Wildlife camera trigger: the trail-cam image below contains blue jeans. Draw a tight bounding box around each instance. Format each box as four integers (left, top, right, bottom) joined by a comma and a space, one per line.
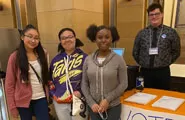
17, 97, 49, 120
88, 104, 121, 120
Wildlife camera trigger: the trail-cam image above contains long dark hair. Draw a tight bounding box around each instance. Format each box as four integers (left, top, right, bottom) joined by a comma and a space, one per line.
86, 24, 120, 42
58, 28, 84, 53
16, 24, 49, 85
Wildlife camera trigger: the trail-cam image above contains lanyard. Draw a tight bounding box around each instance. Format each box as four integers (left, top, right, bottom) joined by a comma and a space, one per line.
98, 111, 108, 120
149, 25, 163, 48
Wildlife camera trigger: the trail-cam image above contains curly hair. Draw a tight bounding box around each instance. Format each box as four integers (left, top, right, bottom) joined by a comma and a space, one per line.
86, 24, 120, 43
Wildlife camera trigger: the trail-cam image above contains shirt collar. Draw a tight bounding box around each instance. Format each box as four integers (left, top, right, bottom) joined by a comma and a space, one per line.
149, 24, 163, 30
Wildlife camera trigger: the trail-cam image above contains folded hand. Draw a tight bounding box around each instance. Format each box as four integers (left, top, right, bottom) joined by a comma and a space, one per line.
99, 99, 109, 112
91, 104, 100, 113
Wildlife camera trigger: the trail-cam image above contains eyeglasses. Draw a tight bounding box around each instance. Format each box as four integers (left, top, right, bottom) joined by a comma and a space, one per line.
24, 34, 40, 41
60, 35, 74, 40
148, 12, 161, 17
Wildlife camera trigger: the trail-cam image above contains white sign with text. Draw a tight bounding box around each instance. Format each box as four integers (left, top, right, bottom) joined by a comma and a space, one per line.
121, 104, 185, 120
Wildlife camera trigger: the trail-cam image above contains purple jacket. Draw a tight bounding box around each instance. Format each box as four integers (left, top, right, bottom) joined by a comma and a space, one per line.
49, 48, 87, 103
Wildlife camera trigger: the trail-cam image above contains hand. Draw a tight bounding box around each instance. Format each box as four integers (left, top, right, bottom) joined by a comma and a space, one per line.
12, 116, 19, 120
99, 99, 109, 112
98, 106, 105, 113
11, 109, 19, 120
91, 104, 100, 113
73, 91, 81, 98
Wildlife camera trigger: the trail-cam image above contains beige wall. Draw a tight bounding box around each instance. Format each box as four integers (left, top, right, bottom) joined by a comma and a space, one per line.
163, 0, 174, 27
163, 0, 185, 64
0, 0, 14, 28
36, 0, 103, 61
0, 0, 145, 65
173, 0, 185, 64
177, 28, 185, 64
117, 0, 145, 65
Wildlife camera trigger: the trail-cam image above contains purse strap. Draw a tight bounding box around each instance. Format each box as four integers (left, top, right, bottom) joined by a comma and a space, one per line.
29, 62, 47, 94
29, 62, 42, 83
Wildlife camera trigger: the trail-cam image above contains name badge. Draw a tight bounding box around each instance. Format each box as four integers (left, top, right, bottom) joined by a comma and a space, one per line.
149, 48, 158, 55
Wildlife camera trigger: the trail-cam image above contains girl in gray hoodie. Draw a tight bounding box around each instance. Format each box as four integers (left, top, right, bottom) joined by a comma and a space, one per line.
81, 24, 128, 120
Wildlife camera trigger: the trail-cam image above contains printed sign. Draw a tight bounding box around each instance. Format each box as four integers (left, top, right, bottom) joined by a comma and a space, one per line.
121, 104, 185, 120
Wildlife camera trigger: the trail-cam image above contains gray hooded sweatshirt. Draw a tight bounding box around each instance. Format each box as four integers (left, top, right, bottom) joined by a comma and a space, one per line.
81, 50, 128, 108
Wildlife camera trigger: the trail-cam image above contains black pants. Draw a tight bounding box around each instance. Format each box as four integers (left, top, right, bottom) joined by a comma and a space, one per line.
141, 66, 171, 90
